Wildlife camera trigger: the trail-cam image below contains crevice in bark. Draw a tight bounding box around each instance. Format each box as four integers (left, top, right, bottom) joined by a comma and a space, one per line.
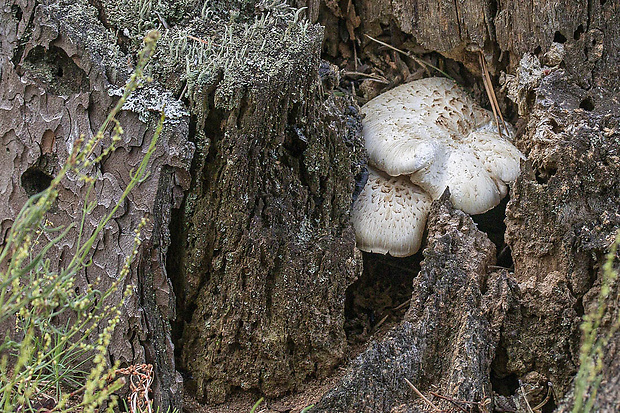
490, 368, 519, 397
20, 157, 55, 197
573, 24, 585, 40
472, 195, 513, 268
484, 0, 498, 43
11, 4, 22, 22
167, 204, 186, 358
534, 164, 558, 185
573, 295, 585, 318
21, 168, 52, 197
284, 103, 308, 159
87, 0, 110, 29
453, 0, 462, 41
553, 31, 568, 44
19, 45, 89, 95
167, 104, 226, 363
579, 96, 595, 111
344, 252, 420, 345
10, 3, 35, 67
586, 0, 593, 30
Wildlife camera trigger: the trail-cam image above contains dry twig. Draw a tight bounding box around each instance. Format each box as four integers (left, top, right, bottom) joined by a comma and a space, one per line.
518, 380, 535, 413
344, 71, 390, 84
532, 383, 553, 411
394, 299, 410, 311
364, 34, 453, 81
478, 52, 508, 137
428, 391, 470, 413
373, 313, 390, 330
404, 378, 441, 412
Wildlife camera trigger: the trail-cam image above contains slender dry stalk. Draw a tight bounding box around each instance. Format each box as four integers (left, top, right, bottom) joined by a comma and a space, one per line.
364, 34, 454, 81
404, 378, 441, 412
478, 52, 508, 137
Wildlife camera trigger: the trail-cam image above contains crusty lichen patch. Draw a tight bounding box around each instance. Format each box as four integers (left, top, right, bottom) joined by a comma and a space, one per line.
97, 0, 323, 151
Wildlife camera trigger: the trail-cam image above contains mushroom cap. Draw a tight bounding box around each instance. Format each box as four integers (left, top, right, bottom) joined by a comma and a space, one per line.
351, 166, 432, 257
361, 77, 525, 215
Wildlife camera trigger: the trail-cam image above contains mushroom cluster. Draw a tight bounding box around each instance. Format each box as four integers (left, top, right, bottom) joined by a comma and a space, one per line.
352, 77, 525, 257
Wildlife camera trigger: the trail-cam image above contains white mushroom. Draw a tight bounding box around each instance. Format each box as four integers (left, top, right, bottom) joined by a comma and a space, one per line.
361, 77, 525, 215
352, 166, 432, 257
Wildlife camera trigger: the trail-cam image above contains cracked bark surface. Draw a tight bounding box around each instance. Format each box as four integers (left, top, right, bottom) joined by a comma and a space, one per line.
1, 0, 367, 408
313, 193, 513, 412
0, 0, 194, 409
172, 48, 366, 403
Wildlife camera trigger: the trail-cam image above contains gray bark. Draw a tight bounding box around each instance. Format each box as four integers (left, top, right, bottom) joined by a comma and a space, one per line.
314, 192, 512, 412
303, 0, 620, 411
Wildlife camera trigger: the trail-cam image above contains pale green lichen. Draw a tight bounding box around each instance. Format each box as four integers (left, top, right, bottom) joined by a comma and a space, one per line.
46, 0, 128, 82
108, 85, 189, 124
146, 0, 319, 133
100, 0, 201, 43
63, 0, 319, 126
42, 0, 194, 126
44, 0, 317, 126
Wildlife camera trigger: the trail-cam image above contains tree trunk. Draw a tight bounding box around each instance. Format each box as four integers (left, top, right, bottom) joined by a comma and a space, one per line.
314, 192, 512, 412
2, 0, 619, 411
307, 0, 620, 411
1, 0, 366, 408
0, 0, 194, 408
169, 26, 365, 404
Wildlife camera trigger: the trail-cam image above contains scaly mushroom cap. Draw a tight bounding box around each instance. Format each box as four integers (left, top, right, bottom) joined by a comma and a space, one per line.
361, 77, 525, 215
351, 166, 432, 257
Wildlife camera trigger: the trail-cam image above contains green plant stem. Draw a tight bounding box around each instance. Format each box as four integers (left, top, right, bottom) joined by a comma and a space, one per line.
572, 231, 620, 413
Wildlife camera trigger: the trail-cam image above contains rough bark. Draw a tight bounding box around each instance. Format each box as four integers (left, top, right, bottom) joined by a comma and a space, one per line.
3, 0, 620, 410
2, 0, 367, 408
304, 0, 620, 410
498, 65, 620, 401
0, 0, 194, 408
313, 193, 513, 412
307, 0, 607, 78
500, 2, 620, 408
171, 32, 366, 403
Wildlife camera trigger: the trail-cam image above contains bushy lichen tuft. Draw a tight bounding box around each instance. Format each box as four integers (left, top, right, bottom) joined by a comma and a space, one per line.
148, 0, 320, 132
61, 0, 319, 131
100, 0, 201, 43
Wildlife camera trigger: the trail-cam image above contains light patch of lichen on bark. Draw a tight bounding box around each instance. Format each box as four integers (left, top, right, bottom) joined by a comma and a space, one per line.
151, 1, 320, 111
96, 0, 323, 164
139, 1, 324, 226
100, 0, 200, 42
46, 0, 126, 77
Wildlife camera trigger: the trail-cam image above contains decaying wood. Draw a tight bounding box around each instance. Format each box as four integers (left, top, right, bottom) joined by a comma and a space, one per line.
312, 193, 511, 411
2, 0, 368, 407
172, 35, 366, 403
304, 0, 619, 410
2, 0, 619, 410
